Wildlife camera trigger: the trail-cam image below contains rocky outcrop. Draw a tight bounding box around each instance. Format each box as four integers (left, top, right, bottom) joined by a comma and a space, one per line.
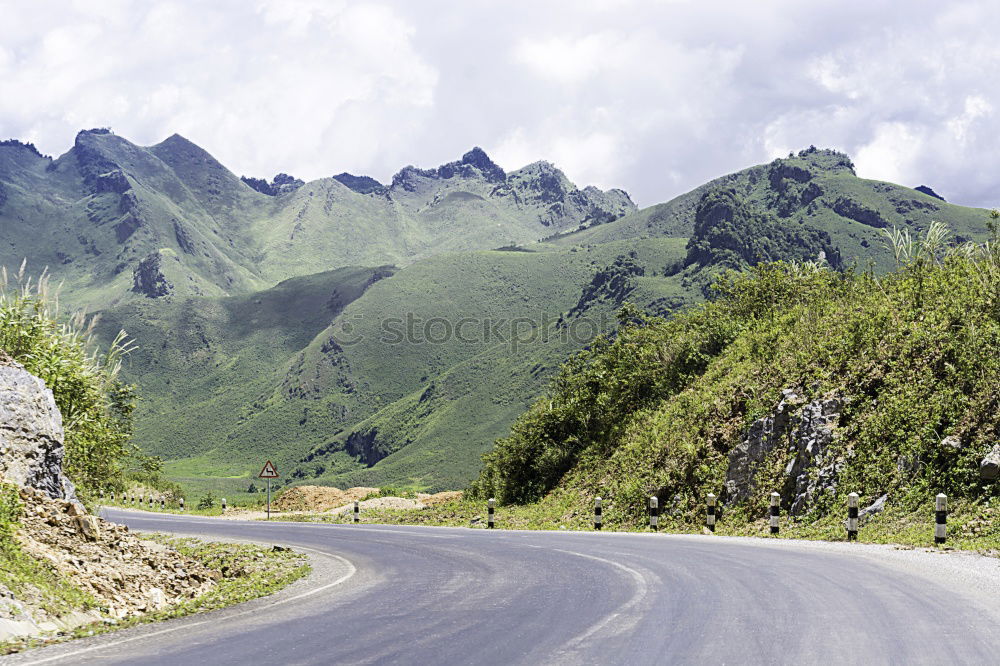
0, 486, 219, 642
132, 251, 173, 298
390, 147, 508, 191
271, 173, 304, 195
118, 190, 139, 214
831, 197, 888, 228
333, 172, 385, 195
766, 163, 824, 217
94, 169, 130, 195
173, 220, 196, 254
113, 211, 143, 243
980, 444, 1000, 480
344, 428, 382, 467
0, 355, 76, 500
915, 185, 946, 201
0, 356, 220, 644
567, 252, 644, 317
725, 388, 843, 514
504, 161, 636, 227
240, 173, 305, 196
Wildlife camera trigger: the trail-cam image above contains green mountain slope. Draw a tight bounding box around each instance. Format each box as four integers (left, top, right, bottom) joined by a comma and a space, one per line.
3, 136, 995, 499
547, 148, 990, 273
101, 238, 688, 494
472, 225, 1000, 538
0, 132, 635, 308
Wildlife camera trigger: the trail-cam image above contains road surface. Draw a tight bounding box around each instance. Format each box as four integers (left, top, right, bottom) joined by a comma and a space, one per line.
6, 509, 1000, 665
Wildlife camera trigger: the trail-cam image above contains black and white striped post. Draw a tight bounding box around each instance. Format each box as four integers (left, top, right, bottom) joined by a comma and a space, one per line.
221, 497, 227, 512
649, 496, 659, 531
935, 493, 947, 545
769, 492, 780, 535
488, 498, 495, 529
148, 497, 153, 510
706, 493, 717, 532
353, 501, 360, 523
111, 491, 115, 503
847, 492, 859, 541
179, 497, 185, 512
594, 497, 603, 530
160, 498, 165, 511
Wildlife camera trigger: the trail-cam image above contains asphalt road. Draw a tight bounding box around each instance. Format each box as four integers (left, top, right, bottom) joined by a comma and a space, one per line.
7, 509, 1000, 665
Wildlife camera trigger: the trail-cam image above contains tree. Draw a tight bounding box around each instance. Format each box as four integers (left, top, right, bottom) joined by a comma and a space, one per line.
197, 492, 216, 510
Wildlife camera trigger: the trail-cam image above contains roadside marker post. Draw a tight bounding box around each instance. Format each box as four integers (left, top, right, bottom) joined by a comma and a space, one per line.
258, 460, 280, 520
770, 492, 780, 535
935, 494, 948, 545
179, 497, 185, 512
488, 498, 495, 529
707, 493, 717, 532
649, 496, 658, 531
160, 498, 165, 511
354, 501, 360, 523
594, 497, 603, 530
221, 498, 227, 512
847, 493, 859, 541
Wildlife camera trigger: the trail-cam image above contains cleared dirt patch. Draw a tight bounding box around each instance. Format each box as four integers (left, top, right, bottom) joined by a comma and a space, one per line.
272, 486, 378, 513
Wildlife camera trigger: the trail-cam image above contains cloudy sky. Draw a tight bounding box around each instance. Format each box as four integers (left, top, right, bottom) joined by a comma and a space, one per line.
2, 0, 1000, 208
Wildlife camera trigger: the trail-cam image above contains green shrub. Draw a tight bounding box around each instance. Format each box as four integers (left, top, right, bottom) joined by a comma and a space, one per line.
0, 483, 22, 536
197, 492, 217, 510
0, 266, 154, 496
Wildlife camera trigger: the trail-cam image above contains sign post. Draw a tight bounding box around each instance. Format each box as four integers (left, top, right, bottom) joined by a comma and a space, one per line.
258, 460, 280, 520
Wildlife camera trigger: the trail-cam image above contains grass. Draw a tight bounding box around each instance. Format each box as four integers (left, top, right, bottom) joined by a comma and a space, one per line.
101, 237, 690, 497
0, 534, 310, 656
0, 484, 97, 618
277, 494, 1000, 556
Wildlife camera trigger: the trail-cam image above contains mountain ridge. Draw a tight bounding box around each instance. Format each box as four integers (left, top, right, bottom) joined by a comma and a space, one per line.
1, 135, 994, 498
0, 130, 637, 307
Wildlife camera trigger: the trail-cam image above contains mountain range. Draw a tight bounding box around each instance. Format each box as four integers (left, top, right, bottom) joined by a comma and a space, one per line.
0, 131, 992, 498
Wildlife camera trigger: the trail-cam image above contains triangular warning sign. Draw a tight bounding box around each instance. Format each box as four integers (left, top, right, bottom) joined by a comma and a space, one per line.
258, 460, 280, 479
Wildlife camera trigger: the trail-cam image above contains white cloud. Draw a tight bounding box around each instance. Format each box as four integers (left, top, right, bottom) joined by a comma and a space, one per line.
854, 122, 925, 186
3, 1, 1000, 208
514, 32, 625, 85
0, 1, 437, 181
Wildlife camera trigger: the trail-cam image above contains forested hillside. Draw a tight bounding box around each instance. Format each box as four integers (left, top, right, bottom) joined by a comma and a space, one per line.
472, 220, 1000, 533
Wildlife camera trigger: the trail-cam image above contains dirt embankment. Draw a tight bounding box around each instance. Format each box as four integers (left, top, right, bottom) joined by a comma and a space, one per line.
1, 486, 219, 642
272, 486, 379, 512
220, 486, 464, 520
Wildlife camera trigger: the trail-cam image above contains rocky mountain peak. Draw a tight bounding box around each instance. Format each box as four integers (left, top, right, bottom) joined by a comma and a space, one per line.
240, 172, 305, 196
458, 147, 505, 182
333, 172, 385, 194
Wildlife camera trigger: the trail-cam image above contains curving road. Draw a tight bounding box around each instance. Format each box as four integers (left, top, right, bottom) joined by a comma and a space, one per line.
6, 509, 1000, 665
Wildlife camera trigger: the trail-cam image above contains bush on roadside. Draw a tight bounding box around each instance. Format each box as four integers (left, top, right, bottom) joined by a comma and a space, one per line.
0, 265, 158, 497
